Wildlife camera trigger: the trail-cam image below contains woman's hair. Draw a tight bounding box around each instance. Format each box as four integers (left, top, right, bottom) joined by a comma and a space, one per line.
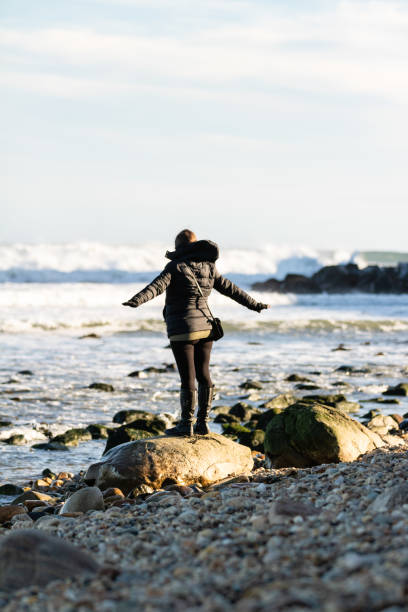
175, 229, 197, 249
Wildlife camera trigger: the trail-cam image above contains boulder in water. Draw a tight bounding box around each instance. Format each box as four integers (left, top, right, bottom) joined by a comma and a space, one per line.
85, 433, 253, 494
229, 402, 259, 421
0, 484, 24, 496
87, 424, 110, 439
89, 382, 115, 392
383, 383, 408, 397
286, 374, 312, 383
264, 401, 385, 468
239, 380, 263, 390
50, 428, 92, 447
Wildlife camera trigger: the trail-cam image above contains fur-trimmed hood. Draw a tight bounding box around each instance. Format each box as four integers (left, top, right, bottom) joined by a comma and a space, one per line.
165, 240, 219, 263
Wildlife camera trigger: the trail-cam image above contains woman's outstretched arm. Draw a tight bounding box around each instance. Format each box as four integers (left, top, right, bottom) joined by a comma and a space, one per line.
123, 268, 171, 308
213, 270, 269, 312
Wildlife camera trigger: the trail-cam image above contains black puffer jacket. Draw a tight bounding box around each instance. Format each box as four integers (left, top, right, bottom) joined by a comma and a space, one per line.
126, 240, 264, 337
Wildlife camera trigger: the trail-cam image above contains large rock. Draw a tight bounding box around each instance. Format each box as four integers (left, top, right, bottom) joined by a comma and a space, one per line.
85, 433, 253, 494
0, 530, 99, 591
264, 402, 385, 468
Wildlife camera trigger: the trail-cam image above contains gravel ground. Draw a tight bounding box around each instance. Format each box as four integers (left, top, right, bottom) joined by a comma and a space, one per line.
2, 442, 408, 611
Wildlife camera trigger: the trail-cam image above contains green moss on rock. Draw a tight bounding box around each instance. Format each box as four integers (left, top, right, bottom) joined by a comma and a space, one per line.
264, 401, 384, 468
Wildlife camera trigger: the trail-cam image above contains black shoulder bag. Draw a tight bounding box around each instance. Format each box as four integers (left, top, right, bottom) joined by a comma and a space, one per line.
185, 265, 224, 341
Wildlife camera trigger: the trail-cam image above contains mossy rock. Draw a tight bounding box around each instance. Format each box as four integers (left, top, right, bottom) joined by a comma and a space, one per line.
264, 401, 385, 468
113, 409, 152, 424
373, 397, 400, 405
103, 427, 155, 454
303, 394, 360, 413
237, 429, 265, 452
221, 423, 251, 437
51, 428, 92, 447
250, 407, 286, 431
229, 402, 259, 421
32, 441, 69, 451
125, 416, 167, 435
304, 394, 347, 405
211, 405, 231, 416
259, 394, 297, 410
89, 382, 115, 392
213, 413, 240, 425
86, 424, 110, 439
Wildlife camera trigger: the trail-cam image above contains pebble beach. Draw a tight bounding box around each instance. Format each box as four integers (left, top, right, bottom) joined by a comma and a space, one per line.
2, 443, 408, 611
2, 245, 408, 610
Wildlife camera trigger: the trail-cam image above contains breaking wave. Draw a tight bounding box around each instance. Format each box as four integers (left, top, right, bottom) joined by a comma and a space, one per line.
0, 241, 355, 283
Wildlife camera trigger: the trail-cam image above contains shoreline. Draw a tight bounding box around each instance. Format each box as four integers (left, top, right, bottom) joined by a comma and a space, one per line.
1, 443, 408, 610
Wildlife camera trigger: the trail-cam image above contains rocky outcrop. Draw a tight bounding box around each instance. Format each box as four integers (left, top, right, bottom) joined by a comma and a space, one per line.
252, 262, 408, 294
85, 433, 253, 494
0, 530, 99, 591
264, 401, 385, 468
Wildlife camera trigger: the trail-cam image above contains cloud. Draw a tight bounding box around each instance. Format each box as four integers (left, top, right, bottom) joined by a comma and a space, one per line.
1, 1, 408, 102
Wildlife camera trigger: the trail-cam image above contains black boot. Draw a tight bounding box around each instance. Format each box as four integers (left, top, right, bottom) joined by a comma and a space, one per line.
165, 388, 196, 436
194, 385, 214, 435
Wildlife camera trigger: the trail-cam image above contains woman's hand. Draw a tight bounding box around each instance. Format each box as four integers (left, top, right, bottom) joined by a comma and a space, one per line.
122, 300, 138, 307
256, 303, 270, 312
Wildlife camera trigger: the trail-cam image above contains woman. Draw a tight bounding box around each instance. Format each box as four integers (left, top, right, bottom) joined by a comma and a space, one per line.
123, 229, 269, 437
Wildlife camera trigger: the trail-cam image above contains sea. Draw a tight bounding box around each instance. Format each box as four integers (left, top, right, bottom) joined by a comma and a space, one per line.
1, 242, 408, 488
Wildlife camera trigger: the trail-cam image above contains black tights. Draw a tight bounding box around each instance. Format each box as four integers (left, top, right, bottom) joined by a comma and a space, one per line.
170, 339, 213, 390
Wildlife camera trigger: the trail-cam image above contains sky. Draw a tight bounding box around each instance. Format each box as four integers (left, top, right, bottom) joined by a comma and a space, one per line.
1, 0, 408, 250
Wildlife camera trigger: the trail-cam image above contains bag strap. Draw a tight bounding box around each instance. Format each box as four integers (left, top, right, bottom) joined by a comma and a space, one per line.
183, 264, 217, 322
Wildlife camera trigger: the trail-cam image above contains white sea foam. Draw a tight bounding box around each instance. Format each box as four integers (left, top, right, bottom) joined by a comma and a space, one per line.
0, 241, 354, 283
1, 283, 408, 334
